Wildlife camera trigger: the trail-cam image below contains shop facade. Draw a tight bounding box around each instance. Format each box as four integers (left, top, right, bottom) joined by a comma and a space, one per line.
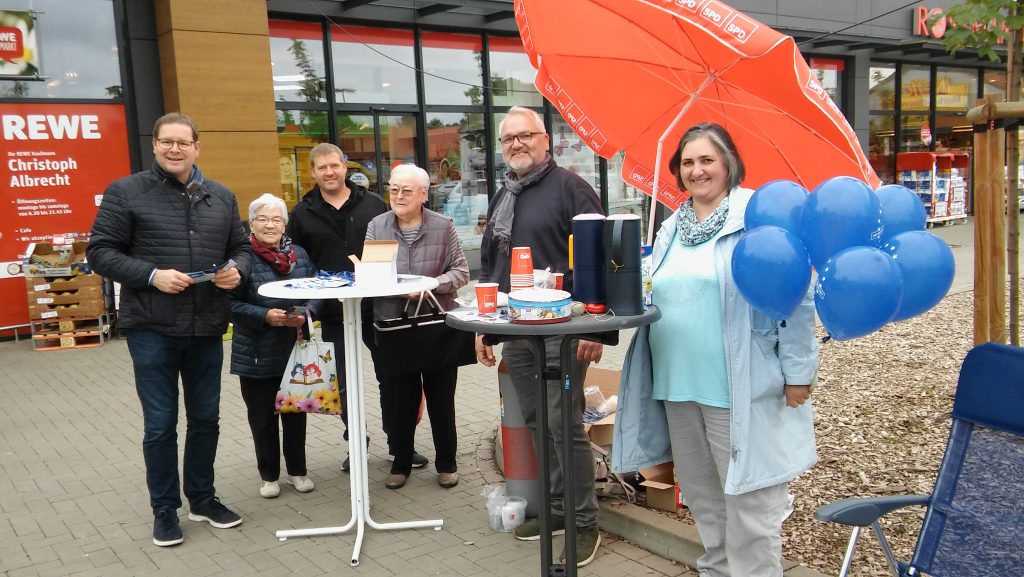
0, 0, 1015, 331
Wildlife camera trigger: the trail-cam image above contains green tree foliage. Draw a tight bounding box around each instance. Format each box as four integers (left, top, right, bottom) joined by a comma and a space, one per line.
931, 0, 1024, 61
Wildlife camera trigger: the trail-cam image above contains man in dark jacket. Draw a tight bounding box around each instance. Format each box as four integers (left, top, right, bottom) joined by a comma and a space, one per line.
475, 107, 604, 567
87, 113, 250, 548
288, 143, 426, 471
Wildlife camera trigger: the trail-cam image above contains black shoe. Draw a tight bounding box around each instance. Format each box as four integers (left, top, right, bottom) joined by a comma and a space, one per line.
188, 497, 242, 529
387, 452, 429, 468
341, 454, 350, 472
152, 510, 183, 547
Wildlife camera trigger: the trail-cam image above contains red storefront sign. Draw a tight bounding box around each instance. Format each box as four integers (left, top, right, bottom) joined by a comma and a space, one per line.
0, 103, 131, 331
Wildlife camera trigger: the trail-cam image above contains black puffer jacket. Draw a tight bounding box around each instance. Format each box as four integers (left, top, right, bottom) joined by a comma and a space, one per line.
229, 242, 316, 378
87, 163, 250, 336
287, 181, 386, 322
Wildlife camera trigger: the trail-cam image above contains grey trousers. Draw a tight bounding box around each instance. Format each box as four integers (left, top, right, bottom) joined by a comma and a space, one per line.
501, 337, 599, 527
664, 401, 789, 577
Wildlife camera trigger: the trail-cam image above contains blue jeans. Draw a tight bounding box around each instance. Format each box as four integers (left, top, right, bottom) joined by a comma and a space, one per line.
125, 329, 223, 513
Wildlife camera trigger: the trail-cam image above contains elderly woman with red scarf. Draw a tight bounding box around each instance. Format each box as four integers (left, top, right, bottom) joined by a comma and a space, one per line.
229, 193, 318, 499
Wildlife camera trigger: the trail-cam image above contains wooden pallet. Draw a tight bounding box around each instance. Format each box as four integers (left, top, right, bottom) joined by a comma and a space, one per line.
30, 314, 111, 351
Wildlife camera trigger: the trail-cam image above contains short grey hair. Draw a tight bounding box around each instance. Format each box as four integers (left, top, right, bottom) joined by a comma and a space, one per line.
248, 193, 289, 223
499, 106, 546, 134
389, 163, 430, 189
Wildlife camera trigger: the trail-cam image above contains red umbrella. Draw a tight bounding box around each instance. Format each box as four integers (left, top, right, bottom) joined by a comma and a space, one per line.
514, 0, 879, 242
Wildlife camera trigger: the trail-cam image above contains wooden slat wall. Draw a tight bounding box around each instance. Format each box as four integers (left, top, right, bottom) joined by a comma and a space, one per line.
154, 0, 280, 210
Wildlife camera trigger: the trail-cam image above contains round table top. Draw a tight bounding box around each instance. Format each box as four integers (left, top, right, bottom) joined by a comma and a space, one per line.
257, 275, 439, 300
445, 306, 660, 336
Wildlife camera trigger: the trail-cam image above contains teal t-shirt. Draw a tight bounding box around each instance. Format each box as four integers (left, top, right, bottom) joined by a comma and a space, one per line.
649, 234, 730, 407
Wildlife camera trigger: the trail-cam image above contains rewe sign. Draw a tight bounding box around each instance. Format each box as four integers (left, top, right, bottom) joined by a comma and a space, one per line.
0, 26, 23, 59
913, 5, 1011, 43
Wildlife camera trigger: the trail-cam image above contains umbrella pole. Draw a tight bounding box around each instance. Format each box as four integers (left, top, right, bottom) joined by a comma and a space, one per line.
648, 105, 693, 245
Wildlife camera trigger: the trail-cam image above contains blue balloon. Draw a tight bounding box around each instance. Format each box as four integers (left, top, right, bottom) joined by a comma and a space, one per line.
745, 180, 809, 235
876, 184, 927, 241
882, 231, 955, 321
732, 226, 812, 320
814, 246, 903, 340
800, 176, 883, 271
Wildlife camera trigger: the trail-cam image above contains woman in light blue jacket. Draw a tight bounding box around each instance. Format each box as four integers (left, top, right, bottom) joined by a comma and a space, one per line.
613, 123, 818, 577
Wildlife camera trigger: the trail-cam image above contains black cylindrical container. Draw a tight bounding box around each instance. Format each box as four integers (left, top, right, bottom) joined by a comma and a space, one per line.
571, 214, 606, 305
603, 214, 644, 316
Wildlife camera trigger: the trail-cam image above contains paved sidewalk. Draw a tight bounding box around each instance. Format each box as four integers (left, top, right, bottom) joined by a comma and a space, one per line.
0, 333, 699, 577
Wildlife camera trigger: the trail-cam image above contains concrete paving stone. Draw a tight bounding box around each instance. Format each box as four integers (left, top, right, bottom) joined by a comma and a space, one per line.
9, 514, 41, 537
6, 560, 61, 577
0, 544, 32, 572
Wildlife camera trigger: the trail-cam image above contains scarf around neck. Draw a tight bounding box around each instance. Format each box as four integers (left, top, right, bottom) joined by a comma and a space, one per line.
676, 195, 730, 246
491, 153, 557, 256
251, 233, 297, 275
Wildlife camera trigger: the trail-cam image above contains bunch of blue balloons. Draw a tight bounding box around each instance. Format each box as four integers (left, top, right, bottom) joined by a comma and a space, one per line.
731, 177, 955, 340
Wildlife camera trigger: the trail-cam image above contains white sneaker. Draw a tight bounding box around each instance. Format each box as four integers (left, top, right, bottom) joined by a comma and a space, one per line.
287, 476, 315, 493
259, 480, 280, 498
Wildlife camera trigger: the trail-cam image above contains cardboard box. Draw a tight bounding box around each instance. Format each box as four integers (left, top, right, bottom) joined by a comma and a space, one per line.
353, 240, 398, 286
583, 367, 620, 446
640, 462, 680, 513
23, 241, 90, 277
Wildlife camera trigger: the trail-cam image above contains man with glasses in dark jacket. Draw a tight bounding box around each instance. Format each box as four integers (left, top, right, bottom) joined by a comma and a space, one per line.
88, 112, 250, 548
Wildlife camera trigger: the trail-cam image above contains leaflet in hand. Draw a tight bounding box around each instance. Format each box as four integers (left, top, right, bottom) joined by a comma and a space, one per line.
187, 259, 237, 283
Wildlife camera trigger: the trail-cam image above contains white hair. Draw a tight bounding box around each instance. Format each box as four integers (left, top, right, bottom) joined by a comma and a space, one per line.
499, 106, 546, 134
389, 163, 430, 189
248, 193, 288, 222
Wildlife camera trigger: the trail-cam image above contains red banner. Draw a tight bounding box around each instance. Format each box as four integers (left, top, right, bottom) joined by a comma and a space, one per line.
0, 102, 131, 330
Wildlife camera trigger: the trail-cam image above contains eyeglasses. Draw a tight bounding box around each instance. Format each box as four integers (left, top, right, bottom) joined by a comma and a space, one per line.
498, 132, 545, 146
252, 216, 285, 226
155, 139, 195, 151
388, 186, 422, 198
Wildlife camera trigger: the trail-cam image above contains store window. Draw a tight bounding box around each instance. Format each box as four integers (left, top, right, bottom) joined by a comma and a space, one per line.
935, 67, 976, 113
425, 112, 486, 217
869, 65, 897, 111
276, 110, 329, 205
330, 26, 416, 105
607, 152, 651, 234
901, 64, 931, 112
488, 36, 543, 108
422, 32, 484, 106
550, 114, 600, 192
900, 114, 931, 152
808, 57, 844, 106
269, 21, 327, 104
0, 0, 121, 99
868, 115, 896, 184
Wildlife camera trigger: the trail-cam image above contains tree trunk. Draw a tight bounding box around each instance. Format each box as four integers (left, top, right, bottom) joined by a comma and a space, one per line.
1007, 23, 1021, 345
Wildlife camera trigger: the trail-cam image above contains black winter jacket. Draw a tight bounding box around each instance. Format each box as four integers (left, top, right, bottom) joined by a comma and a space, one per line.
287, 181, 386, 322
87, 163, 250, 336
229, 243, 316, 378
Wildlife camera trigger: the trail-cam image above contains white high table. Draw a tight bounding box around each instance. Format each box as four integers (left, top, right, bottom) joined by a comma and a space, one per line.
259, 275, 442, 566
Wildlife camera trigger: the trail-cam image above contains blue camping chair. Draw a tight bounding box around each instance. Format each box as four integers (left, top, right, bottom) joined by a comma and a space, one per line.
815, 342, 1024, 577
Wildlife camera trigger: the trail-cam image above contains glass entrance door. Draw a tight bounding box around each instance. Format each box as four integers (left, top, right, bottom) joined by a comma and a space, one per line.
336, 113, 419, 202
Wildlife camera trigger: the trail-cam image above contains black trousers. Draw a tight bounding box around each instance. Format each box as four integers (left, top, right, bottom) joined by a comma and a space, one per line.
383, 366, 459, 475
239, 375, 307, 481
321, 318, 394, 447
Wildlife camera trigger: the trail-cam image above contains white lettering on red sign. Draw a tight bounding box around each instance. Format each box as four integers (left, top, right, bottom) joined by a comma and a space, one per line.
1, 115, 102, 141
676, 0, 700, 12
701, 0, 733, 27
723, 13, 759, 43
0, 26, 23, 58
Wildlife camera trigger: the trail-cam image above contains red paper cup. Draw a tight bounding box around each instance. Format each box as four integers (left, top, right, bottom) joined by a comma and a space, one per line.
551, 272, 564, 290
476, 283, 499, 316
511, 246, 533, 276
